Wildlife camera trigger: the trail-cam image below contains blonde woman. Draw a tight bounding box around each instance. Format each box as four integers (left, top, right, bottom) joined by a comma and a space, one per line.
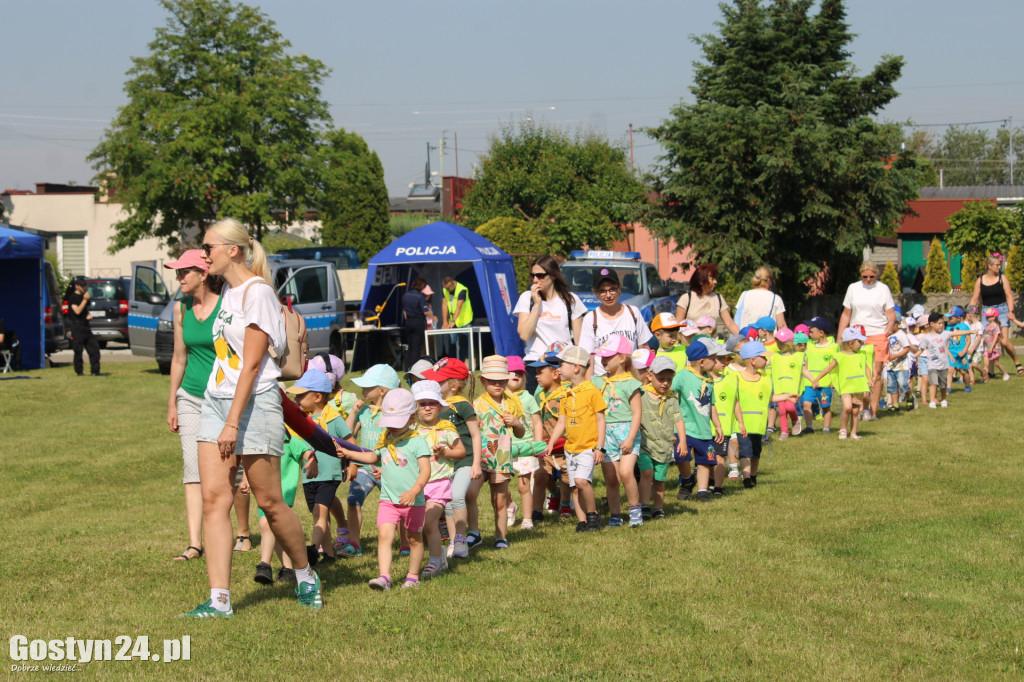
968, 255, 1021, 375
734, 266, 787, 329
182, 219, 321, 617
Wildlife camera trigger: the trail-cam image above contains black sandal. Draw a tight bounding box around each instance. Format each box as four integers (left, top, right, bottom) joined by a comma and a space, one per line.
1016, 363, 1023, 376
233, 535, 251, 552
173, 546, 204, 561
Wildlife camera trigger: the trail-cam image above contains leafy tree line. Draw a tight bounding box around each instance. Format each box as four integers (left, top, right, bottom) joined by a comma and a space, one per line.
904, 125, 1024, 187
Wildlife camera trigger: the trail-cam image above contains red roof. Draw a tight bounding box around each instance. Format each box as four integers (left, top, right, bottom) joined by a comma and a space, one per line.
897, 198, 995, 235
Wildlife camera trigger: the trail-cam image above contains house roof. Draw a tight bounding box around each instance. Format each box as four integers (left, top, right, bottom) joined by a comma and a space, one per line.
918, 185, 1024, 201
897, 198, 995, 235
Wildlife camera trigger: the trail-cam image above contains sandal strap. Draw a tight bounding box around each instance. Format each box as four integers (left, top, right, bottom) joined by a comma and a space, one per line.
235, 535, 250, 541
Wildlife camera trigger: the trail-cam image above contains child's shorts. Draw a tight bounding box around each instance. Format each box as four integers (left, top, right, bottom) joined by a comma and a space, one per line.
565, 449, 595, 487
800, 386, 832, 409
950, 355, 969, 370
686, 435, 717, 467
347, 468, 380, 507
712, 439, 730, 458
928, 369, 949, 389
303, 479, 342, 512
423, 478, 453, 506
970, 349, 984, 366
637, 453, 671, 482
672, 434, 692, 464
604, 421, 640, 462
377, 500, 426, 533
482, 468, 512, 485
737, 433, 763, 460
886, 369, 910, 396
197, 389, 284, 457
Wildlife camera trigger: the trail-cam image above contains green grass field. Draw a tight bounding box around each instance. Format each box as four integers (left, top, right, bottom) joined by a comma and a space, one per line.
3, 362, 1024, 680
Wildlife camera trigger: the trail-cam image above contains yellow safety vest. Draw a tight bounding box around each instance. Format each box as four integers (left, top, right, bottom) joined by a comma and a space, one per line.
443, 281, 473, 328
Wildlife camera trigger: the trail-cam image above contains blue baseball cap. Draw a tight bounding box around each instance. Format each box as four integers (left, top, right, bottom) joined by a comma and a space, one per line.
286, 368, 333, 395
948, 305, 965, 318
685, 341, 710, 361
753, 316, 777, 332
804, 316, 831, 333
528, 351, 563, 369
739, 325, 758, 340
739, 340, 767, 360
352, 363, 401, 389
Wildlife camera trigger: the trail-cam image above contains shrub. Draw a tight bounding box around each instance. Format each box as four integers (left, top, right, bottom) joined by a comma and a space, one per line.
922, 238, 951, 293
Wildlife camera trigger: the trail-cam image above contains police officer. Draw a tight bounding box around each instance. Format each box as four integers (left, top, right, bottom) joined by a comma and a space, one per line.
67, 276, 101, 376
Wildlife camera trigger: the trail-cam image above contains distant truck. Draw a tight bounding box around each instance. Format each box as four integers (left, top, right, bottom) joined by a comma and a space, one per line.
559, 251, 677, 322
128, 259, 347, 374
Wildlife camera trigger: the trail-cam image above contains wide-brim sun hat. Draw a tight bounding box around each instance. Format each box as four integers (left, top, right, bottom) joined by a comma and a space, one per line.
479, 355, 511, 380
411, 380, 449, 407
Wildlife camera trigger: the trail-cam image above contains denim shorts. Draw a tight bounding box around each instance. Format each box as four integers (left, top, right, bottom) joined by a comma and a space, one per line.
347, 468, 380, 507
886, 369, 910, 395
197, 388, 284, 457
994, 302, 1010, 328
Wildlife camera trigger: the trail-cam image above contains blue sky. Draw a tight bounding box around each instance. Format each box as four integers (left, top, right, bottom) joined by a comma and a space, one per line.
2, 0, 1022, 197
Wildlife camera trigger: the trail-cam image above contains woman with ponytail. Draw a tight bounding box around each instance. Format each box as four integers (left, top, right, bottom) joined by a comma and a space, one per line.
182, 219, 323, 617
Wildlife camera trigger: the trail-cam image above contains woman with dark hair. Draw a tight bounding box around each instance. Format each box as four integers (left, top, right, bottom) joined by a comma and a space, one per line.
675, 263, 738, 335
401, 276, 432, 370
513, 255, 587, 392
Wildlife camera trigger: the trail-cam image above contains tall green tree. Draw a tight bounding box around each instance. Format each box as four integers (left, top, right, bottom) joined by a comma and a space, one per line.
475, 217, 546, 293
880, 260, 901, 295
315, 128, 390, 267
89, 0, 332, 250
462, 117, 647, 253
944, 200, 1024, 258
922, 238, 951, 294
648, 0, 920, 297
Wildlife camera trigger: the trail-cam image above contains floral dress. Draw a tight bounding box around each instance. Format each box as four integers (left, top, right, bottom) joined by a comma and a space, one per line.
473, 394, 517, 476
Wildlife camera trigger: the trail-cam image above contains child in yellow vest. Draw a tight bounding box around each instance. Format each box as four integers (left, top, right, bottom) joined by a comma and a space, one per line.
736, 341, 798, 487
812, 328, 873, 440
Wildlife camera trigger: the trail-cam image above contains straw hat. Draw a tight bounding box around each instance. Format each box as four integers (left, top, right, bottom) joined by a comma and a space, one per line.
479, 355, 511, 380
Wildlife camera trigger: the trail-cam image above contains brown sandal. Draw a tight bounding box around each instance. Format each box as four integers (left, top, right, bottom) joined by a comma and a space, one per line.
173, 546, 204, 561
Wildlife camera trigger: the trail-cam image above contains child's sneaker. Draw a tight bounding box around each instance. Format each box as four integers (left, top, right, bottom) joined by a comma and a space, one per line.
727, 467, 740, 480
695, 490, 711, 503
803, 426, 815, 435
398, 546, 411, 557
964, 385, 973, 394
940, 399, 948, 408
368, 575, 391, 591
575, 521, 587, 533
651, 508, 667, 520
254, 562, 273, 585
791, 420, 802, 436
677, 475, 695, 500
296, 572, 323, 609
778, 432, 789, 441
929, 402, 937, 409
558, 506, 573, 519
506, 501, 517, 526
641, 505, 653, 520
532, 510, 544, 524
495, 538, 510, 549
520, 519, 534, 531
585, 512, 602, 531
742, 478, 754, 489
1004, 373, 1011, 381
337, 542, 362, 558
421, 562, 443, 580
276, 567, 296, 583
465, 533, 482, 550
546, 495, 560, 513
838, 429, 848, 440
822, 427, 831, 434
453, 541, 469, 558
628, 506, 643, 527
438, 517, 450, 542
607, 514, 623, 528
179, 599, 233, 618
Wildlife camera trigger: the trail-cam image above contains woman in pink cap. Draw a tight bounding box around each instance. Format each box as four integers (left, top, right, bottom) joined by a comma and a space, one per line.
165, 249, 226, 562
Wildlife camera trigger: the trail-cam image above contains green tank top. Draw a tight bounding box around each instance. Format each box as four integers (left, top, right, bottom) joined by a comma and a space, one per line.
181, 295, 222, 398
806, 342, 838, 387
736, 372, 772, 435
836, 350, 869, 395
771, 351, 805, 395
713, 368, 739, 437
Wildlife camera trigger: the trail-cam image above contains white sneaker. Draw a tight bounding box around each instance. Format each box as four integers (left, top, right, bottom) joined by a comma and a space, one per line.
940, 400, 948, 408
791, 420, 802, 436
727, 468, 740, 481
506, 502, 517, 526
1004, 374, 1011, 381
929, 402, 937, 409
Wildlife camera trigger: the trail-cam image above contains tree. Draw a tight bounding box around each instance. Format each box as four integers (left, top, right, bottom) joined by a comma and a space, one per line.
647, 0, 920, 297
959, 252, 983, 293
922, 238, 951, 293
880, 260, 901, 295
461, 117, 647, 253
315, 128, 390, 267
88, 0, 332, 250
944, 201, 1024, 259
1007, 245, 1024, 293
475, 217, 546, 293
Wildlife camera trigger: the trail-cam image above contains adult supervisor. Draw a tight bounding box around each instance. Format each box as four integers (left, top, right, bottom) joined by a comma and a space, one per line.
836, 260, 897, 420
441, 275, 473, 361
401, 277, 432, 370
513, 255, 587, 393
578, 267, 655, 375
734, 266, 787, 330
969, 254, 1022, 375
675, 262, 739, 335
165, 250, 223, 562
66, 276, 101, 376
183, 218, 322, 617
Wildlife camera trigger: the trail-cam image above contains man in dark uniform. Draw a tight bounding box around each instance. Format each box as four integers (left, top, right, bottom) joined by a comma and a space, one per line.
67, 276, 101, 376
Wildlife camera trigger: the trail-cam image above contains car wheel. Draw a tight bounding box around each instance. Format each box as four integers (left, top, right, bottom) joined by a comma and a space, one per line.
158, 361, 172, 375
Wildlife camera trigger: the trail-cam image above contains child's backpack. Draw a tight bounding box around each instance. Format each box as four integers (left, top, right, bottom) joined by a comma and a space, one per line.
241, 279, 309, 380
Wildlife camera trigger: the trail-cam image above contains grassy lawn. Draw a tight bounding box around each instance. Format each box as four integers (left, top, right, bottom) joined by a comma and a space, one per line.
3, 362, 1024, 679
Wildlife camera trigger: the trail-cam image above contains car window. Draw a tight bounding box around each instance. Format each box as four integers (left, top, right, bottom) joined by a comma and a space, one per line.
133, 267, 167, 302
87, 281, 128, 300
561, 265, 643, 296
281, 266, 329, 304
646, 267, 663, 289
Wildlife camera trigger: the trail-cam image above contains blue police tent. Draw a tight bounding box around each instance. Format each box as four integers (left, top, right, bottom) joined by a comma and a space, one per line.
0, 225, 45, 369
361, 222, 523, 356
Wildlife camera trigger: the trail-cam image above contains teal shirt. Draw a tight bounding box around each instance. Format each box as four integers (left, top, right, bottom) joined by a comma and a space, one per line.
302, 414, 352, 483
591, 375, 642, 424
180, 295, 222, 398
672, 366, 715, 441
379, 433, 432, 506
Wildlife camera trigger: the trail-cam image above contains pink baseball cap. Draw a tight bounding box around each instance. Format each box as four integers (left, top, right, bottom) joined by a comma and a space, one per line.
793, 323, 810, 334
380, 388, 418, 428
632, 348, 655, 369
984, 307, 999, 318
679, 320, 701, 336
307, 353, 345, 384
164, 249, 210, 272
595, 334, 632, 357
695, 315, 715, 328
774, 328, 794, 343
506, 356, 526, 373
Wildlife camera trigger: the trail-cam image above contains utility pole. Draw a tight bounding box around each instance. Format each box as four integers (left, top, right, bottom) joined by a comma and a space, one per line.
439, 131, 447, 182
1010, 116, 1015, 185
628, 123, 635, 169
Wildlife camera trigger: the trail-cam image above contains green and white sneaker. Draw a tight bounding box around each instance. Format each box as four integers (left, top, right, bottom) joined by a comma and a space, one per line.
296, 572, 323, 609
179, 599, 233, 618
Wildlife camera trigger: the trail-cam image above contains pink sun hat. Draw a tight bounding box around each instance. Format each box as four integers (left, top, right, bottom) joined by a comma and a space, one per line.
164, 249, 210, 271
695, 315, 716, 329
595, 334, 633, 357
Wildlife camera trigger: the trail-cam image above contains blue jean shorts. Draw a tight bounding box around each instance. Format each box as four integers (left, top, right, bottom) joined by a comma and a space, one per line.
886, 369, 910, 395
994, 302, 1010, 328
197, 388, 284, 457
604, 421, 640, 461
347, 468, 380, 507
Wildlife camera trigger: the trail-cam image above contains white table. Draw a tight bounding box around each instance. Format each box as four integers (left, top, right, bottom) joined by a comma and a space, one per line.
424, 326, 491, 372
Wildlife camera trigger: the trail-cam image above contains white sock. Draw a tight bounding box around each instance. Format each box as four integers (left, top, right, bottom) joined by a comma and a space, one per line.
294, 564, 315, 586
210, 589, 231, 612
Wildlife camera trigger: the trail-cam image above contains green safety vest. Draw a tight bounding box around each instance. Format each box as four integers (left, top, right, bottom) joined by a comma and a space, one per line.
443, 281, 473, 328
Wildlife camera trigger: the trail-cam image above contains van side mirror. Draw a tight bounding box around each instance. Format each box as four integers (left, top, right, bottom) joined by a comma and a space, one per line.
650, 285, 669, 297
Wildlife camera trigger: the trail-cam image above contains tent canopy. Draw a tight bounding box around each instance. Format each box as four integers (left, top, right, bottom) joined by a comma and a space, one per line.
0, 225, 45, 369
361, 222, 523, 357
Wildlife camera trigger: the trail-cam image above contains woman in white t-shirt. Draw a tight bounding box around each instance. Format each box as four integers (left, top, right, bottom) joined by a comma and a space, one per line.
182, 219, 321, 618
674, 262, 739, 335
513, 255, 587, 392
734, 266, 787, 329
578, 267, 655, 376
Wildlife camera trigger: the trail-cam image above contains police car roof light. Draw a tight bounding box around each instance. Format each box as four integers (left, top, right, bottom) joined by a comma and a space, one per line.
569, 250, 641, 261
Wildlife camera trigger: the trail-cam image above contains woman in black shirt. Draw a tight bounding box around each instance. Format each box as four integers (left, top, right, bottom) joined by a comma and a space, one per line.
969, 255, 1021, 374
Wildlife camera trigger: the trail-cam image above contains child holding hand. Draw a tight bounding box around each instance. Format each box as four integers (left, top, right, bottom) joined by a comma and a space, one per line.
813, 328, 872, 440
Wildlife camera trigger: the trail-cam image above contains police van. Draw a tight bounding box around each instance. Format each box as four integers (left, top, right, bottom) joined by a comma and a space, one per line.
559, 251, 676, 322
